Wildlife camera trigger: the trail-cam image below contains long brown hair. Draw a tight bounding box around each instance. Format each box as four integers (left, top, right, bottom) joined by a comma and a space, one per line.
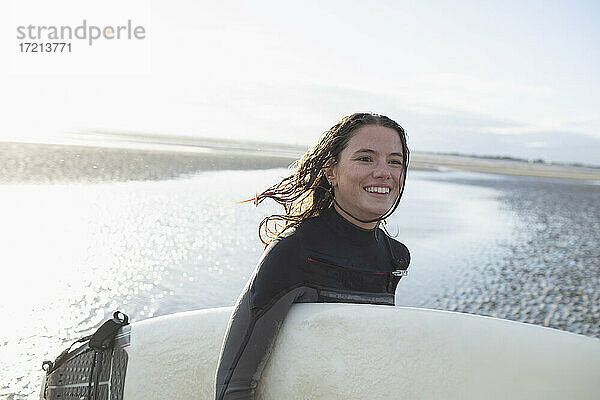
253, 113, 409, 245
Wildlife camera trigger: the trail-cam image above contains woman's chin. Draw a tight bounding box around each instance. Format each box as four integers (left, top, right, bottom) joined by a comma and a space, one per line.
335, 199, 393, 222
356, 208, 389, 221
362, 203, 394, 218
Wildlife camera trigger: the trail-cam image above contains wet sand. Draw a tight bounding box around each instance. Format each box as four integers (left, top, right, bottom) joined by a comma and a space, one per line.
2, 139, 599, 184
0, 141, 301, 184
412, 172, 600, 338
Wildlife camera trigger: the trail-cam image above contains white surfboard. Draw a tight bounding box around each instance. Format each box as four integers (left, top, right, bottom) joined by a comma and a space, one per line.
120, 304, 600, 399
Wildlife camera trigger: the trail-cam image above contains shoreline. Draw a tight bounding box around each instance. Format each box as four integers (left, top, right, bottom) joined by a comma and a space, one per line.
2, 140, 600, 184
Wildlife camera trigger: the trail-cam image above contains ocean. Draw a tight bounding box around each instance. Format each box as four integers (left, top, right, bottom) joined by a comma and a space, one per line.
1, 167, 598, 399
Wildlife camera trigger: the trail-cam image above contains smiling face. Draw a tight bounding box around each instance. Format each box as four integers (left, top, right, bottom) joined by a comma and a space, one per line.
325, 125, 405, 229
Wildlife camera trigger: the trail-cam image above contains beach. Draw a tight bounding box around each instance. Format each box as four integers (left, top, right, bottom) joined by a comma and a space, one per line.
1, 138, 599, 399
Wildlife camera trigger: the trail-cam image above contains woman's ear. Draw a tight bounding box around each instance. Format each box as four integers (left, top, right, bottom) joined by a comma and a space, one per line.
323, 166, 336, 186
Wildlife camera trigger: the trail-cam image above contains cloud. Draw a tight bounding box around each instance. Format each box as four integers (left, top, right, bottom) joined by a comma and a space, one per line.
405, 73, 553, 97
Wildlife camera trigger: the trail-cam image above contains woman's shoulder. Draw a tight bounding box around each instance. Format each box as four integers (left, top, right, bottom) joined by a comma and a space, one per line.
272, 214, 323, 243
258, 215, 323, 265
259, 225, 303, 263
251, 224, 311, 300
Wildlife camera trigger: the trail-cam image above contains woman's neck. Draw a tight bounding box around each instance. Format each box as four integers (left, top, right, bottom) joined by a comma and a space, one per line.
332, 203, 379, 230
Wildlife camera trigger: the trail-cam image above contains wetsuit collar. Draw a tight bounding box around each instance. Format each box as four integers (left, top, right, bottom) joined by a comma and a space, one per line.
322, 207, 380, 245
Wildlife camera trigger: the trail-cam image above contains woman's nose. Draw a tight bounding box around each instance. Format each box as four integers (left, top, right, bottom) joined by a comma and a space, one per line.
373, 160, 392, 179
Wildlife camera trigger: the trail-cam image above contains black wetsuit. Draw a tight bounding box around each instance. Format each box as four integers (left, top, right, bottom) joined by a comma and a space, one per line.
214, 207, 410, 400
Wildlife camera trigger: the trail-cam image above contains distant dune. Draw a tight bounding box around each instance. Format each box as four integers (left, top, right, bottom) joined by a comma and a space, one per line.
2, 133, 599, 184
409, 152, 600, 181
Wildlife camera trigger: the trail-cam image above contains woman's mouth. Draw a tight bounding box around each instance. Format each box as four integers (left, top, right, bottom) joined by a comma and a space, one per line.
363, 186, 391, 196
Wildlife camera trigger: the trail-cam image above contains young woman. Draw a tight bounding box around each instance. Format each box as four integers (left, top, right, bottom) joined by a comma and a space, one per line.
215, 113, 411, 400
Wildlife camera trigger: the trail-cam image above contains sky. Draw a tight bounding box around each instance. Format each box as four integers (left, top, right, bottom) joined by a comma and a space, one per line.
2, 0, 599, 165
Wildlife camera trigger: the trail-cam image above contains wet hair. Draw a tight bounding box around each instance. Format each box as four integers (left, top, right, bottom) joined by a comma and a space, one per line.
253, 112, 409, 245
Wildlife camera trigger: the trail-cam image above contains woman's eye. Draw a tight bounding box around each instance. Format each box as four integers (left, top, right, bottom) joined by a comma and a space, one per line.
357, 156, 372, 162
389, 159, 403, 166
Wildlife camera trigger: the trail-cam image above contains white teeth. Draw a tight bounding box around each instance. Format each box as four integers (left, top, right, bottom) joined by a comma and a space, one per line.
365, 187, 389, 194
